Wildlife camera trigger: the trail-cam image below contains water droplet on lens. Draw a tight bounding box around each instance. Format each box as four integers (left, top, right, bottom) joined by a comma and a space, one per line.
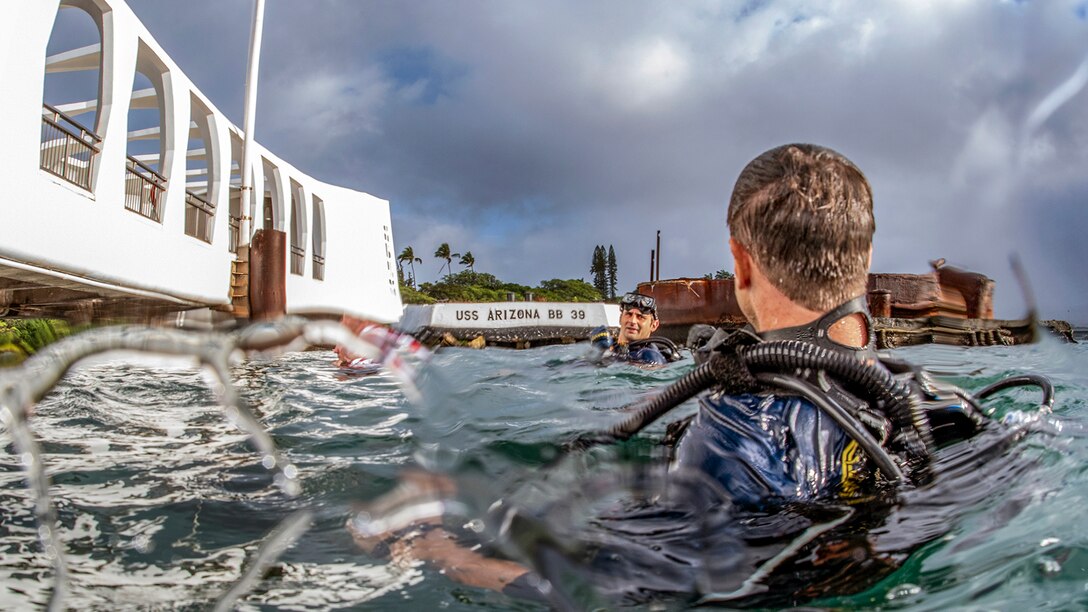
262, 455, 276, 469
133, 534, 154, 554
21, 452, 34, 466
885, 583, 922, 601
1038, 555, 1062, 576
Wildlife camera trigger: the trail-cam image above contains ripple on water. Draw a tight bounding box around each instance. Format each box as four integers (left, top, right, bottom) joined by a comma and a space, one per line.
1, 341, 1087, 609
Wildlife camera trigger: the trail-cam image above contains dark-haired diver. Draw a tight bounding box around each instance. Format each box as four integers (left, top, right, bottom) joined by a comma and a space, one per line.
349, 144, 1048, 607
588, 292, 683, 365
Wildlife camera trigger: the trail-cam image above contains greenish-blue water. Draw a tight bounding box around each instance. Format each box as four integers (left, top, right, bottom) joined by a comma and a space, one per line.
1, 333, 1087, 609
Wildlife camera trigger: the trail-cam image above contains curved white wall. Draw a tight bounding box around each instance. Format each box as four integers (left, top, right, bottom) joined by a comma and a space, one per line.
0, 0, 403, 322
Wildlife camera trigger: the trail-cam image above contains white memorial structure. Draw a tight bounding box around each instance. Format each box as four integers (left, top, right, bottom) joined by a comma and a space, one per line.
0, 0, 402, 323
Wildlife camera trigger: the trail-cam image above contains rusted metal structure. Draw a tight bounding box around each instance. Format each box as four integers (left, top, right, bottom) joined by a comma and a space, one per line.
248, 229, 286, 320
867, 262, 994, 320
635, 277, 745, 343
638, 263, 1069, 348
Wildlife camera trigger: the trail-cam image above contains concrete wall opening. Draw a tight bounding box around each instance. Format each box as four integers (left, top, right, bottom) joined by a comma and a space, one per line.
312, 196, 326, 281
184, 93, 216, 242
289, 179, 307, 276
41, 1, 108, 191
124, 41, 170, 222
228, 131, 244, 252
261, 158, 283, 232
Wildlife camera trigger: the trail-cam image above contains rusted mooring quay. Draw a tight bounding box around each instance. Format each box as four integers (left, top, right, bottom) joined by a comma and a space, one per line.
638, 263, 1075, 349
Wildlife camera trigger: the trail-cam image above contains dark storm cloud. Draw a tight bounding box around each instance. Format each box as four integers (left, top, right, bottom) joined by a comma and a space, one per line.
127, 0, 1088, 322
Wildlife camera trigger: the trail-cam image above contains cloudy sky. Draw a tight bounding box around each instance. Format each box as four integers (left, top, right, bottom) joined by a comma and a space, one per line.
118, 0, 1087, 323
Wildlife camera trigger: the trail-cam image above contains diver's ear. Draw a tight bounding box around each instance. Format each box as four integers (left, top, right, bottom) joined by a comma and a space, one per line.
730, 238, 752, 289
650, 318, 660, 333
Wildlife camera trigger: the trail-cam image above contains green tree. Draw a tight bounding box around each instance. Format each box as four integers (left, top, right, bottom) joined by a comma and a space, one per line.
607, 245, 618, 299
398, 246, 423, 288
704, 269, 735, 280
590, 245, 607, 298
443, 270, 501, 288
537, 278, 602, 302
434, 243, 460, 279
408, 270, 609, 304
399, 282, 436, 304
459, 251, 476, 274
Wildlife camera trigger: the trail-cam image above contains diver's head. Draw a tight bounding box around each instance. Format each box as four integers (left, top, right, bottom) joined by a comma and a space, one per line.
728, 144, 874, 322
618, 292, 660, 344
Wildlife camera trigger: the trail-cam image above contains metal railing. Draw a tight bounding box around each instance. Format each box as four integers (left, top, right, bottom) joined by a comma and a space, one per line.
228, 215, 241, 253
312, 254, 325, 281
40, 104, 101, 191
290, 245, 305, 275
124, 156, 167, 222
184, 190, 215, 243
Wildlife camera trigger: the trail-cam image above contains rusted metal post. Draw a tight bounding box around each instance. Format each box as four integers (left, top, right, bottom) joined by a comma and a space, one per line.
868, 289, 892, 318
655, 230, 661, 281
249, 229, 286, 320
650, 249, 656, 282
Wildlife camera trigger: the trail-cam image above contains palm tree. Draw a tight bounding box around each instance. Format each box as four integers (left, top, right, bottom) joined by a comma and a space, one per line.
459, 251, 475, 274
434, 243, 459, 279
398, 246, 423, 288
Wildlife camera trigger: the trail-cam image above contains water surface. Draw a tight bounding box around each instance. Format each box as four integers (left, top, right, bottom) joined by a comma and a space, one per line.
1, 333, 1086, 609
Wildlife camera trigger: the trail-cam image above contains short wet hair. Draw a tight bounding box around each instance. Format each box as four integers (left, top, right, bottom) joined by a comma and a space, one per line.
728, 144, 874, 311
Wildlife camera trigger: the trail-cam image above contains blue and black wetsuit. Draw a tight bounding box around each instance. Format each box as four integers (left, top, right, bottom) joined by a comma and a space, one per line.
589, 326, 682, 365
672, 393, 872, 508
672, 297, 881, 507
620, 342, 670, 365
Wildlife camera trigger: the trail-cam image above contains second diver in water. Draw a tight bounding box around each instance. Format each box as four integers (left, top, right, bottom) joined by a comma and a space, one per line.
589, 292, 683, 365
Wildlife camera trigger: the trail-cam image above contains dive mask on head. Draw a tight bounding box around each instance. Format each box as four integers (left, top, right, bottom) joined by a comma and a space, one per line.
621, 292, 657, 316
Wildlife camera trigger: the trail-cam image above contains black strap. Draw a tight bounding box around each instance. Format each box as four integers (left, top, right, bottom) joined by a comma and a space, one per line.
757, 295, 876, 356
628, 336, 683, 362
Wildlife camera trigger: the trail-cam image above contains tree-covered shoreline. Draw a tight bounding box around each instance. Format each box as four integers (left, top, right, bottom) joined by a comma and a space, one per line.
402, 270, 604, 304
396, 242, 610, 305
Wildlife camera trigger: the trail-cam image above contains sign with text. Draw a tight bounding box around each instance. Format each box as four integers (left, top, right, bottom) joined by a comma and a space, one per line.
404, 302, 619, 330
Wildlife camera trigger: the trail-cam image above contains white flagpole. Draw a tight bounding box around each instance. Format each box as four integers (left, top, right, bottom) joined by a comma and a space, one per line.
238, 0, 266, 249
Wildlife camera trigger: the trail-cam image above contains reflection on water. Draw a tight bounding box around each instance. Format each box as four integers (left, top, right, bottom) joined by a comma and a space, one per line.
1, 326, 1087, 609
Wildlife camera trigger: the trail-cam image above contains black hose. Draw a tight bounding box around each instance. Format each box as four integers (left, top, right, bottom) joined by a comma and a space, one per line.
578, 345, 914, 482
600, 340, 931, 453
604, 352, 732, 441
741, 341, 932, 456
756, 373, 906, 484
974, 374, 1055, 410
743, 341, 911, 407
